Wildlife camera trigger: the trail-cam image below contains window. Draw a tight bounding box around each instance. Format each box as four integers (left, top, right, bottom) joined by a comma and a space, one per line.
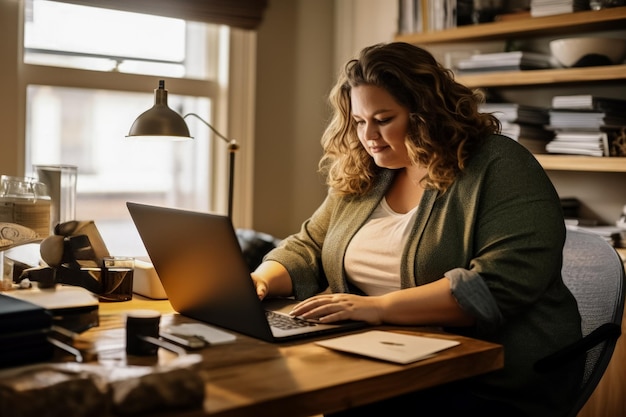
22, 0, 230, 256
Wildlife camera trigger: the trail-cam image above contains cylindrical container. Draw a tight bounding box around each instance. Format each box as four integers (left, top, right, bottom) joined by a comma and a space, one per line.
0, 175, 51, 237
100, 256, 135, 302
126, 309, 161, 356
34, 165, 77, 234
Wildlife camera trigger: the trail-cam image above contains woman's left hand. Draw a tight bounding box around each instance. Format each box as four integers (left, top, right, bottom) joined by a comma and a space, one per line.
289, 293, 384, 325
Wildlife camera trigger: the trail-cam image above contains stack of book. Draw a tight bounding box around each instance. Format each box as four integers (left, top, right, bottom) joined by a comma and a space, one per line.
397, 0, 461, 34
530, 0, 588, 17
546, 95, 626, 157
480, 102, 553, 153
546, 131, 610, 157
456, 51, 554, 74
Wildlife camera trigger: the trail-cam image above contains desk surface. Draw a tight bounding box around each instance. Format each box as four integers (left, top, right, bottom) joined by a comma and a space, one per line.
86, 297, 504, 417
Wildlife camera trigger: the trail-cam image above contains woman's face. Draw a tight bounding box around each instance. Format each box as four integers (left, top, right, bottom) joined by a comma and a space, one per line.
351, 84, 411, 170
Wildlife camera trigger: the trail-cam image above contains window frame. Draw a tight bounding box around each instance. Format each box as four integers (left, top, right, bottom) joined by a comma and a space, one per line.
0, 0, 255, 227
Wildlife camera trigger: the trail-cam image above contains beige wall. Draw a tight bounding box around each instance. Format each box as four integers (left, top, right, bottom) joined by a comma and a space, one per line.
252, 0, 334, 238
252, 0, 398, 238
0, 1, 24, 177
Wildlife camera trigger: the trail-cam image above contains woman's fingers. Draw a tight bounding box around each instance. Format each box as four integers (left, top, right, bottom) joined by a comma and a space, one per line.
290, 294, 355, 322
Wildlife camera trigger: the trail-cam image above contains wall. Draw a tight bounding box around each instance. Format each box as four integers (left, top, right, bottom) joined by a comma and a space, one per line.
252, 0, 398, 238
0, 0, 24, 176
252, 0, 332, 238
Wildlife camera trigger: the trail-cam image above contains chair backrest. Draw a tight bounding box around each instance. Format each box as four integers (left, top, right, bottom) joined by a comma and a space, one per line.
560, 228, 625, 416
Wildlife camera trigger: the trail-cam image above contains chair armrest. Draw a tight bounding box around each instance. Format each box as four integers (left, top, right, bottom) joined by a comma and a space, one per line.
534, 323, 621, 373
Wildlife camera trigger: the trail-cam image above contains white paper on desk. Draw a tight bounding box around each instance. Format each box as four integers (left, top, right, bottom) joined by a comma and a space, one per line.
316, 330, 460, 364
162, 323, 236, 345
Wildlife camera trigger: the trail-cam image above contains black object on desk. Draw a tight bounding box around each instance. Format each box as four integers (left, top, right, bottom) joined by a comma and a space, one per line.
0, 294, 54, 368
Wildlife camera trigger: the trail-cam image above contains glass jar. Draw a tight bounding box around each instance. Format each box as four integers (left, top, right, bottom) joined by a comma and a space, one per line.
0, 175, 51, 237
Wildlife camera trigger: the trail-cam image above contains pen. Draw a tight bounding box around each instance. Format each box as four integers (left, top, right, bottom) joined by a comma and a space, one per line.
380, 341, 404, 346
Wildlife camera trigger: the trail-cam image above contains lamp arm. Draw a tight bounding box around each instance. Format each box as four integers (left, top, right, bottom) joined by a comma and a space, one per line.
183, 113, 239, 151
182, 112, 238, 218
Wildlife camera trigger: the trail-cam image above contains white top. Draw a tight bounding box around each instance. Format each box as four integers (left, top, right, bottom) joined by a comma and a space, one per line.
344, 198, 418, 296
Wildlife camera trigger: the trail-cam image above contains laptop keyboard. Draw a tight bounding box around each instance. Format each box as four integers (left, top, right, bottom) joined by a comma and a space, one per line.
266, 310, 319, 330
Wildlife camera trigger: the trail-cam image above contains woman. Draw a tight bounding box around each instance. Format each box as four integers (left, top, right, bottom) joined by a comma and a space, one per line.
251, 42, 583, 417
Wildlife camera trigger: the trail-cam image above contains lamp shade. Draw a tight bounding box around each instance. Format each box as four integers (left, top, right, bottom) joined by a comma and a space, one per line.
127, 80, 192, 139
126, 79, 239, 218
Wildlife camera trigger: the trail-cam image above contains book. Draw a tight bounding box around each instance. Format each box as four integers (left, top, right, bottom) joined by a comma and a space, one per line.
530, 0, 588, 17
547, 110, 626, 131
501, 122, 554, 141
552, 95, 626, 111
546, 132, 609, 156
398, 0, 419, 34
480, 103, 550, 125
457, 51, 554, 73
468, 51, 552, 62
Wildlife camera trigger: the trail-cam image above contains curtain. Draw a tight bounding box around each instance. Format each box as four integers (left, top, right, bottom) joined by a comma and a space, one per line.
50, 0, 268, 30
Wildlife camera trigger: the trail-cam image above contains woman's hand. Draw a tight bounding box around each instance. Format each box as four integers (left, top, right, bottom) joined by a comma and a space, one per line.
289, 293, 384, 325
250, 260, 294, 300
288, 280, 476, 327
251, 273, 270, 300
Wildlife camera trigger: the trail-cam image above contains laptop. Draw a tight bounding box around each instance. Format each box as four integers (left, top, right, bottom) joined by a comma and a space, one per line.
126, 202, 365, 342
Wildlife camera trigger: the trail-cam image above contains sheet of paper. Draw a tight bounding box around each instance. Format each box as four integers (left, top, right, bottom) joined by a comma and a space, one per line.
316, 330, 460, 364
162, 323, 236, 345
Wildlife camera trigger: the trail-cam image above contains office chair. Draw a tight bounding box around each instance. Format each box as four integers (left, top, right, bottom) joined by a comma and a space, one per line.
236, 228, 282, 271
534, 227, 625, 417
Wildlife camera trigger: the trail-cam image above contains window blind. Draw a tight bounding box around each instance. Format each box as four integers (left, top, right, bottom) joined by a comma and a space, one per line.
51, 0, 268, 30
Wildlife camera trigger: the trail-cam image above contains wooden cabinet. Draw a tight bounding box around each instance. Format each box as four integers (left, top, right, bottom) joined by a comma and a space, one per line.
396, 7, 626, 417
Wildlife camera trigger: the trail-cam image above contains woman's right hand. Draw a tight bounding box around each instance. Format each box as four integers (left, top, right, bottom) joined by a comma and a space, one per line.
250, 260, 294, 300
251, 273, 270, 300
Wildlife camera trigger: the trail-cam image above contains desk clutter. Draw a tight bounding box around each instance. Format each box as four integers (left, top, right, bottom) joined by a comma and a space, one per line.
0, 303, 235, 416
0, 293, 54, 368
0, 355, 204, 417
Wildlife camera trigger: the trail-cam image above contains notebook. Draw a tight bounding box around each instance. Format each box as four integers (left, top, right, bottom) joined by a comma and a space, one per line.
126, 202, 365, 342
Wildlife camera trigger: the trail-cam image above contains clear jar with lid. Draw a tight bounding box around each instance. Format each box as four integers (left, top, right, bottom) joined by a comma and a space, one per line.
0, 175, 51, 237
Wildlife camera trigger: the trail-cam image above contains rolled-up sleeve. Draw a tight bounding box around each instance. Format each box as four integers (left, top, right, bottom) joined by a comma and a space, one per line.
446, 267, 504, 335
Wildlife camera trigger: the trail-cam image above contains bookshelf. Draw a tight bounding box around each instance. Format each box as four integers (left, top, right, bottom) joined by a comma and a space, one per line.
457, 64, 626, 88
394, 6, 626, 202
535, 155, 626, 172
395, 7, 626, 45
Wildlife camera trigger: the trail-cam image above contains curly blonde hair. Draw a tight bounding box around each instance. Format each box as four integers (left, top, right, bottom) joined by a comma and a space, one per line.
320, 42, 500, 196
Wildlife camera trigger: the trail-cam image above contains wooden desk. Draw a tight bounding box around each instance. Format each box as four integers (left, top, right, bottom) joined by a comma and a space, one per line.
89, 297, 504, 417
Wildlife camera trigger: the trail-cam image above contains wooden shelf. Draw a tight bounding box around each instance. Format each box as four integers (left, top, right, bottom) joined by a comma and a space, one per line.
395, 7, 626, 45
535, 155, 626, 172
457, 64, 626, 88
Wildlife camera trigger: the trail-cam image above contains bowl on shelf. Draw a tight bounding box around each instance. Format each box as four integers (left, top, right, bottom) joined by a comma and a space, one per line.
549, 37, 626, 68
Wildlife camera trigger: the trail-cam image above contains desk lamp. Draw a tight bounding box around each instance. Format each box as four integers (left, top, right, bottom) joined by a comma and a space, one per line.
127, 80, 239, 218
